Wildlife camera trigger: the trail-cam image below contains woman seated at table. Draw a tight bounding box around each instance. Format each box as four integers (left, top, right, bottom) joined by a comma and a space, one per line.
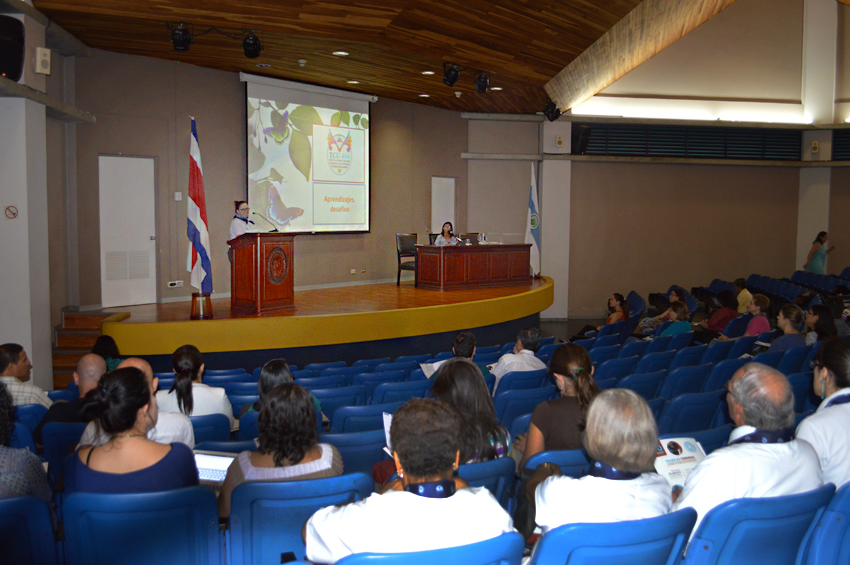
303, 398, 514, 563
218, 383, 342, 518
769, 304, 806, 353
693, 289, 739, 344
796, 336, 850, 487
74, 367, 199, 493
803, 304, 838, 346
156, 344, 234, 428
528, 389, 671, 532
434, 221, 459, 246
718, 294, 771, 342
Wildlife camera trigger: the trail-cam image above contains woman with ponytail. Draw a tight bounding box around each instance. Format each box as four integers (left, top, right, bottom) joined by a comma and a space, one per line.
74, 367, 198, 493
156, 345, 234, 428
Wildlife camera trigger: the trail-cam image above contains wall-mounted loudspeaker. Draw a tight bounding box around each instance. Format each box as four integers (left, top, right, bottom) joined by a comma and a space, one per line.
571, 125, 592, 156
0, 16, 25, 83
35, 47, 50, 75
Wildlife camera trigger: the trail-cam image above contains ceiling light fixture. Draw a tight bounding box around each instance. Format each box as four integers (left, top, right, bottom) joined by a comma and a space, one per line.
490, 86, 502, 91
419, 94, 430, 98
171, 23, 193, 51
474, 72, 490, 94
256, 63, 271, 68
543, 99, 562, 122
422, 70, 435, 75
332, 50, 349, 56
347, 80, 360, 84
443, 62, 460, 87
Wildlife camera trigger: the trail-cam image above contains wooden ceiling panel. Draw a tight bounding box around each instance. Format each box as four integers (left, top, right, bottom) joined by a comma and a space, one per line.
34, 0, 644, 114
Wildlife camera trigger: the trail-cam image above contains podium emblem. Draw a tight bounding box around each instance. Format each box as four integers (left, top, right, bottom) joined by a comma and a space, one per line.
267, 247, 289, 285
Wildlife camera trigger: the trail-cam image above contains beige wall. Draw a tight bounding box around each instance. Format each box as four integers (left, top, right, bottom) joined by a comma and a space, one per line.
46, 61, 68, 329
837, 3, 850, 102
829, 167, 850, 275
567, 162, 800, 317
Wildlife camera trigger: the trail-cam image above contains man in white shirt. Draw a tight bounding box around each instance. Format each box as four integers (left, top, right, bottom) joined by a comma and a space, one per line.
79, 357, 195, 448
490, 327, 547, 395
0, 343, 52, 408
673, 363, 822, 534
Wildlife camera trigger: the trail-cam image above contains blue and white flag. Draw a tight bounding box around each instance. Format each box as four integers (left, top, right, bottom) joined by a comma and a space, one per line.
187, 118, 213, 294
525, 163, 541, 276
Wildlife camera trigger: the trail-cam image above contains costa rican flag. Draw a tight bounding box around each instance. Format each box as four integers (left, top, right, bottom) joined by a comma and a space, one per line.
525, 163, 541, 276
187, 118, 213, 294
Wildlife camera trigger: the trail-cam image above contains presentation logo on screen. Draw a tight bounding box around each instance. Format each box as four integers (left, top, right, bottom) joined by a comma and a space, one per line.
327, 132, 353, 175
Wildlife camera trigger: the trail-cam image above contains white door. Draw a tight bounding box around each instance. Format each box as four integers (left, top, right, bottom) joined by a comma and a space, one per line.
431, 176, 455, 234
99, 156, 157, 307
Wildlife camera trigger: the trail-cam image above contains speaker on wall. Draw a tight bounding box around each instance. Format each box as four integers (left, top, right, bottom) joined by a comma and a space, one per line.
571, 125, 592, 155
0, 15, 25, 82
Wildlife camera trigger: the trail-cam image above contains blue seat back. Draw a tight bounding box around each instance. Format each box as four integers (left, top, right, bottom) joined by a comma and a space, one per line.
203, 373, 252, 386
311, 386, 367, 419
42, 421, 87, 483
63, 487, 221, 565
700, 340, 735, 365
658, 364, 712, 400
228, 394, 260, 417
195, 440, 257, 453
205, 368, 248, 376
13, 404, 48, 432
330, 401, 406, 433
431, 351, 454, 361
371, 380, 432, 405
476, 345, 502, 355
304, 361, 347, 372
229, 474, 374, 564
801, 482, 850, 565
668, 344, 708, 373
634, 351, 675, 374
786, 373, 813, 413
320, 366, 364, 377
684, 485, 835, 565
0, 496, 59, 565
653, 321, 673, 337
296, 375, 347, 390
645, 335, 672, 354
374, 361, 418, 377
721, 317, 744, 338
335, 532, 524, 565
726, 335, 758, 360
523, 449, 590, 478
657, 391, 725, 435
777, 345, 813, 376
702, 358, 748, 393
9, 422, 36, 454
618, 340, 650, 359
352, 370, 407, 400
501, 343, 516, 355
536, 343, 561, 358
595, 377, 618, 391
484, 373, 497, 394
589, 345, 620, 365
224, 381, 259, 396
621, 309, 644, 343
394, 354, 431, 364
595, 356, 639, 383
320, 429, 389, 475
574, 337, 596, 351
153, 371, 173, 380
528, 508, 697, 565
189, 414, 231, 443
751, 351, 783, 368
509, 413, 532, 440
47, 389, 75, 403
646, 397, 666, 420
352, 358, 391, 370
293, 369, 317, 379
595, 321, 622, 338
617, 370, 666, 400
493, 386, 557, 429
237, 411, 260, 441
457, 457, 517, 509
666, 331, 693, 351
594, 334, 620, 348
661, 424, 732, 456
475, 352, 501, 365
157, 378, 175, 391
497, 369, 547, 393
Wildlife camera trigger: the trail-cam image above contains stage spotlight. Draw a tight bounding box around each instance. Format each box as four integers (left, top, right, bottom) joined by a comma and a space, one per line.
474, 72, 489, 93
243, 31, 263, 58
443, 63, 460, 87
543, 99, 561, 122
171, 23, 193, 51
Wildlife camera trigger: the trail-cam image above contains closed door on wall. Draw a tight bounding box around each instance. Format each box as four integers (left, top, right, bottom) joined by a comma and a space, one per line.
99, 156, 157, 307
431, 176, 455, 234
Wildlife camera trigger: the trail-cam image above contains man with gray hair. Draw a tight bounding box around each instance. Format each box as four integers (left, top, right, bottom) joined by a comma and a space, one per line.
490, 327, 547, 395
673, 363, 822, 533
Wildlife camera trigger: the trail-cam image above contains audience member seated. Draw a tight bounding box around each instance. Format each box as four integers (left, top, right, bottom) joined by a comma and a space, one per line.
734, 278, 752, 314
74, 367, 199, 493
769, 304, 806, 354
491, 327, 547, 395
303, 398, 515, 562
658, 301, 691, 336
529, 389, 671, 533
673, 363, 822, 533
718, 294, 770, 342
420, 331, 492, 378
572, 293, 630, 338
693, 289, 739, 344
0, 343, 51, 408
80, 358, 195, 448
91, 334, 123, 372
825, 296, 850, 337
33, 353, 106, 445
513, 344, 599, 537
804, 304, 839, 346
0, 382, 52, 506
638, 287, 684, 334
218, 383, 343, 518
796, 337, 850, 488
156, 344, 234, 429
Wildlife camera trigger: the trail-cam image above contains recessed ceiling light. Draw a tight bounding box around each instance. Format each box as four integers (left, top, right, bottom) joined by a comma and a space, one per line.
347, 80, 360, 84
332, 50, 349, 56
256, 63, 271, 68
490, 86, 502, 91
419, 94, 430, 98
422, 71, 435, 75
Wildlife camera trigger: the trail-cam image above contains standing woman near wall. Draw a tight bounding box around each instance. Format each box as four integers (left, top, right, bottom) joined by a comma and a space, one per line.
804, 231, 835, 274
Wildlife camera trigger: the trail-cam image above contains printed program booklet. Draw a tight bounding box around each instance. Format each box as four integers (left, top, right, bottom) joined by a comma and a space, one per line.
654, 437, 706, 489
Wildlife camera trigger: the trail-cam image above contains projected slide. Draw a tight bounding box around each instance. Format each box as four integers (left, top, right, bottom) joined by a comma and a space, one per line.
247, 100, 370, 233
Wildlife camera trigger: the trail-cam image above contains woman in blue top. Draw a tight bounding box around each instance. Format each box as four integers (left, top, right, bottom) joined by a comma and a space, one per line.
804, 231, 835, 274
769, 304, 806, 353
659, 301, 692, 336
74, 367, 198, 494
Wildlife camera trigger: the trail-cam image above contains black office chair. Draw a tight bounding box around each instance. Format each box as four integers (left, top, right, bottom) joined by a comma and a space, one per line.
428, 233, 438, 245
396, 233, 417, 286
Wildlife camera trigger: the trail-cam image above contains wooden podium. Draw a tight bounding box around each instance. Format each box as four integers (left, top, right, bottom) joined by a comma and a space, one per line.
229, 233, 296, 315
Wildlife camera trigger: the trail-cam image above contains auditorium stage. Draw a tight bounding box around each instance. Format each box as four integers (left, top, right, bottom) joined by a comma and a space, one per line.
101, 277, 554, 372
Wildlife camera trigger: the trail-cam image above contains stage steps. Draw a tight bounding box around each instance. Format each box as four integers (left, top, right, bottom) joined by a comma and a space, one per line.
52, 309, 113, 390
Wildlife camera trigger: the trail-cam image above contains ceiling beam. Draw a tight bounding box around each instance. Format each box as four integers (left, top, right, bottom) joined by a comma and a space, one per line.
544, 0, 739, 112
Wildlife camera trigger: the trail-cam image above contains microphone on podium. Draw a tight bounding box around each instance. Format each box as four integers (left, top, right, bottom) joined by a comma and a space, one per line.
251, 212, 279, 233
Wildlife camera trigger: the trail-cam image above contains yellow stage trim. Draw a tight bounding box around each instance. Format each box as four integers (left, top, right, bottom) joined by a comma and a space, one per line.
104, 277, 554, 355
